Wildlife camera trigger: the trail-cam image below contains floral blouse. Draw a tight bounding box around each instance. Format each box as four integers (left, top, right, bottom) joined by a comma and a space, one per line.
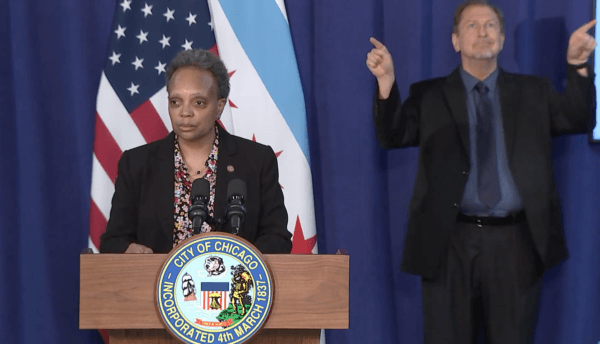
172, 127, 219, 246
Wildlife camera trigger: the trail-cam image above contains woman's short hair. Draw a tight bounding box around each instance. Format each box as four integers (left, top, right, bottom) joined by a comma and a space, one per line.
165, 49, 230, 99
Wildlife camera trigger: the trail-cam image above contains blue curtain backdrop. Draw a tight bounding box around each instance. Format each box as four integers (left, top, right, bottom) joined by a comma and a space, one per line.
0, 0, 598, 343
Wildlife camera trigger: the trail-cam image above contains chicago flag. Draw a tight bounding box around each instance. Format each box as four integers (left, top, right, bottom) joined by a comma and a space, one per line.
207, 0, 317, 254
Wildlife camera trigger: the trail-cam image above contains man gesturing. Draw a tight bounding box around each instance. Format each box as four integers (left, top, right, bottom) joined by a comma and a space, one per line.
367, 1, 595, 343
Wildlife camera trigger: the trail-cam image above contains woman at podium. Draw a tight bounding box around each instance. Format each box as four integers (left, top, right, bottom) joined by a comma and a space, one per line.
99, 49, 291, 254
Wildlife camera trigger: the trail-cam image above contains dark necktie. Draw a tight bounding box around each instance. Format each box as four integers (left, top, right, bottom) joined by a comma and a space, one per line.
474, 82, 500, 208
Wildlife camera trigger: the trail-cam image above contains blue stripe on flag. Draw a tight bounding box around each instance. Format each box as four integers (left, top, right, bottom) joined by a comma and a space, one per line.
218, 0, 310, 161
201, 282, 229, 291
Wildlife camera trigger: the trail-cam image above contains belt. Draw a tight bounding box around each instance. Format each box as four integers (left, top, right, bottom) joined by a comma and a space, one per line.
457, 211, 526, 227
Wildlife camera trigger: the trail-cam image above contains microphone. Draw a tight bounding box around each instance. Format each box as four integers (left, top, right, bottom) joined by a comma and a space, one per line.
189, 178, 210, 234
226, 179, 246, 235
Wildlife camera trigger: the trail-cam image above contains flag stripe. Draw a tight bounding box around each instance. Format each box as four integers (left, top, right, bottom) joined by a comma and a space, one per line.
218, 0, 309, 160
90, 154, 116, 220
89, 200, 108, 250
149, 87, 173, 132
93, 113, 123, 183
99, 329, 109, 344
96, 72, 147, 151
201, 290, 229, 310
129, 100, 169, 143
88, 237, 99, 254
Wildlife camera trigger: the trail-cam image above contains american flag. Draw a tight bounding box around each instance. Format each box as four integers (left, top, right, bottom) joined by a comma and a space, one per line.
88, 0, 217, 252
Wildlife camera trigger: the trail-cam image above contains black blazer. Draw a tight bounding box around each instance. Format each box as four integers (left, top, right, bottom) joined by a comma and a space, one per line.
374, 66, 592, 279
99, 125, 292, 254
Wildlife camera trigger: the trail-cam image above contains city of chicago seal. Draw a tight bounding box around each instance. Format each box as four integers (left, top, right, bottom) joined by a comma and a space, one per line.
156, 233, 274, 344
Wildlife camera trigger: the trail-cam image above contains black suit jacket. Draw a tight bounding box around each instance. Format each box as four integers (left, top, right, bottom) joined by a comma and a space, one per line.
374, 66, 592, 279
99, 125, 292, 254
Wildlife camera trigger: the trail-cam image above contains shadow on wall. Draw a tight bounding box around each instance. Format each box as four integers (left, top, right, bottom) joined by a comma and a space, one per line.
514, 17, 567, 91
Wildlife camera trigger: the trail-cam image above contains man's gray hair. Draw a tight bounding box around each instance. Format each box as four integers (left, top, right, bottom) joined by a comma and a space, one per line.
165, 49, 230, 99
453, 0, 505, 34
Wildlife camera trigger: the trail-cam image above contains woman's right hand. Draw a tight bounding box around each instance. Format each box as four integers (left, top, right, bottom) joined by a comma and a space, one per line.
125, 243, 153, 253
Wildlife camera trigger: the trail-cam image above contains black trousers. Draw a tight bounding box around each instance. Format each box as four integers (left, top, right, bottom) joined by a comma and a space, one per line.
421, 220, 543, 344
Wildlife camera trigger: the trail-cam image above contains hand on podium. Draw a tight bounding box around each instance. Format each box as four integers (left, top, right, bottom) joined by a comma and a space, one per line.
125, 243, 153, 253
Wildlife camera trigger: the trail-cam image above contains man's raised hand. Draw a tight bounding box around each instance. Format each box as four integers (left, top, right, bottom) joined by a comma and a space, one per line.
567, 20, 597, 70
367, 37, 395, 99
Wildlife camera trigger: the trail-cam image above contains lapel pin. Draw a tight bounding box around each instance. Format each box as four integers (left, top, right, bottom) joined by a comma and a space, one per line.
227, 165, 235, 172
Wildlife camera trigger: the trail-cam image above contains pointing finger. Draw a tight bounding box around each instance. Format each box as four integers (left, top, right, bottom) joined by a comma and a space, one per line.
577, 19, 597, 34
370, 37, 385, 49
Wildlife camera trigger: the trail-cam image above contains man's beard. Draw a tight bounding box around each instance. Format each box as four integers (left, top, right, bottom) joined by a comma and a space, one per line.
471, 40, 498, 59
472, 50, 497, 59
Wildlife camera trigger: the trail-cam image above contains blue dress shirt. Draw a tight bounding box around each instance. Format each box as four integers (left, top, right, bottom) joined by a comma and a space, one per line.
459, 68, 523, 216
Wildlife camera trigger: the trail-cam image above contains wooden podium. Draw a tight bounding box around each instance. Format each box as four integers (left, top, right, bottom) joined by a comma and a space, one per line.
80, 254, 349, 344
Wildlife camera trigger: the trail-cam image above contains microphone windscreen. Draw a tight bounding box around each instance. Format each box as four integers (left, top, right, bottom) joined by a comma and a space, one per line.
227, 179, 246, 198
191, 178, 210, 199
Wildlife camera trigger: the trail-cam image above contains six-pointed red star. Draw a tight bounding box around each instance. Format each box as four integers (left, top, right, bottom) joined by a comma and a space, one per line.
291, 216, 317, 254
